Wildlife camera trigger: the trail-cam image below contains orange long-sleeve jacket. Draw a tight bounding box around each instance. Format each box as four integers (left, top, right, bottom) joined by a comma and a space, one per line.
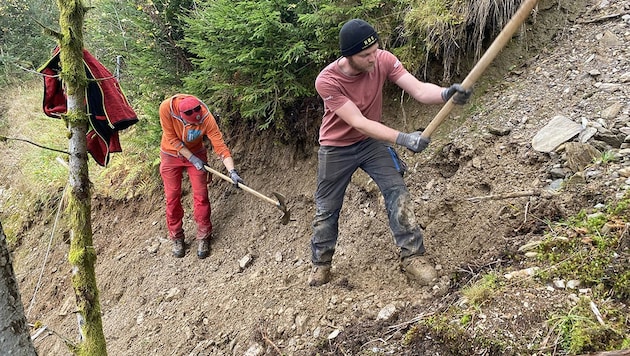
159, 94, 231, 160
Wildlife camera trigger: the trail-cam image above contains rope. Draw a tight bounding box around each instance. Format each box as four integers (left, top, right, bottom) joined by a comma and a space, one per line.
26, 182, 68, 318
15, 62, 118, 81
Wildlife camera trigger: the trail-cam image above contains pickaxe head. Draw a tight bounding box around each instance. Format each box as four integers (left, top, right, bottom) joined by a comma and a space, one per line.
272, 192, 290, 225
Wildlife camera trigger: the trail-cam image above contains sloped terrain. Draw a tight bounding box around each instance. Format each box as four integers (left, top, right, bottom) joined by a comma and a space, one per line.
4, 0, 630, 355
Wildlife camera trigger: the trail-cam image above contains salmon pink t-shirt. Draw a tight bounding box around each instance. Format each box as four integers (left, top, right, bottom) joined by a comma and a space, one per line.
315, 49, 408, 146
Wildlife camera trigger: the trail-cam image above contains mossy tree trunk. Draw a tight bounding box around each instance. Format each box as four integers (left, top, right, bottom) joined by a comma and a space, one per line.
0, 222, 37, 356
56, 0, 107, 355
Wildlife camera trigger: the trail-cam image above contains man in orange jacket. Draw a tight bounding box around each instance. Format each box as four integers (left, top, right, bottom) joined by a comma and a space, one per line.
159, 94, 243, 259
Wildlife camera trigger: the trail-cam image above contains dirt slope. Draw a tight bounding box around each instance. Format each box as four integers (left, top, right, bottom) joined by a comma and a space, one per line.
6, 0, 630, 355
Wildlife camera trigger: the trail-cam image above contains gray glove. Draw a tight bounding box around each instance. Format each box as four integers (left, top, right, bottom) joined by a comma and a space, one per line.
441, 84, 472, 105
188, 155, 205, 171
396, 131, 430, 153
229, 169, 244, 188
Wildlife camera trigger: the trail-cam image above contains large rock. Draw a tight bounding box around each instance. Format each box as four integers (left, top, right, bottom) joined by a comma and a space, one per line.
532, 115, 583, 152
563, 142, 601, 172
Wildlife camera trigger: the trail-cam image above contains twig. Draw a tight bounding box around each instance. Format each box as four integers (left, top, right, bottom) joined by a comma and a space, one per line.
361, 338, 387, 348
259, 327, 282, 355
589, 300, 605, 326
338, 345, 349, 356
577, 12, 627, 24
616, 223, 629, 250
386, 312, 435, 333
524, 199, 530, 223
467, 190, 541, 203
28, 322, 76, 350
576, 349, 630, 355
30, 325, 48, 341
0, 136, 69, 155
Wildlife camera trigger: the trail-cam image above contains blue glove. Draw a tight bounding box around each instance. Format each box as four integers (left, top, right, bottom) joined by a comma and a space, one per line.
229, 169, 244, 188
188, 155, 205, 171
396, 131, 430, 153
441, 84, 472, 105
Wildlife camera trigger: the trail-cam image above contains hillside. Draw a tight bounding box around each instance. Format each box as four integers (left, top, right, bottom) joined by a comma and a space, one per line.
3, 0, 630, 355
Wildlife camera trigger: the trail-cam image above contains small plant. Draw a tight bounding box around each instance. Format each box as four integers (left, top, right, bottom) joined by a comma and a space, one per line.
547, 298, 628, 354
597, 150, 617, 165
461, 272, 500, 306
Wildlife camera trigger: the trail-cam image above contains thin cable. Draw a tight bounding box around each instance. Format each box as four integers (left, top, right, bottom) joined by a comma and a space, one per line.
26, 182, 68, 318
15, 62, 117, 81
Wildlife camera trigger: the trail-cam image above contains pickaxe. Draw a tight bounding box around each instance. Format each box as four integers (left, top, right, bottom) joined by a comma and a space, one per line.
203, 165, 290, 225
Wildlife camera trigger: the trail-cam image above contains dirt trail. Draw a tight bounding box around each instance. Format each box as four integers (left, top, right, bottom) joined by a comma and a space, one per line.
5, 0, 630, 355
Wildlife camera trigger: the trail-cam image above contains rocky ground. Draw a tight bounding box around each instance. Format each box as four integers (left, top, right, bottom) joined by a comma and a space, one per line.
2, 0, 629, 355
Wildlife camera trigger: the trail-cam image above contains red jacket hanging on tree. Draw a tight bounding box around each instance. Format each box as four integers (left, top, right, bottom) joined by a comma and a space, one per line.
38, 47, 138, 166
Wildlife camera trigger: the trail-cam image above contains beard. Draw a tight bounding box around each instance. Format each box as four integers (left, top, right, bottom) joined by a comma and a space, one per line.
347, 56, 375, 73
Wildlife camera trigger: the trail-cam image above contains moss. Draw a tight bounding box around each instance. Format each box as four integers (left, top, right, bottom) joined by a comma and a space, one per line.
535, 198, 630, 302
416, 313, 514, 355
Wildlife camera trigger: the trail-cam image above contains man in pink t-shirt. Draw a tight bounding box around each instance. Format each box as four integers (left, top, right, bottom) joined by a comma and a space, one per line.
309, 19, 471, 287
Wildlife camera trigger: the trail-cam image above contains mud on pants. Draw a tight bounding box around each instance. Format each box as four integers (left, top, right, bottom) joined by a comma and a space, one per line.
310, 138, 426, 266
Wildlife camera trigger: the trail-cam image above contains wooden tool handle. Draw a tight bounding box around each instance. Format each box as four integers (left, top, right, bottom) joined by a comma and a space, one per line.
203, 165, 279, 206
421, 0, 539, 138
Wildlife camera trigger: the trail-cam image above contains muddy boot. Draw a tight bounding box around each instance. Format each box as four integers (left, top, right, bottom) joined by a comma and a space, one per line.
197, 238, 210, 259
401, 256, 437, 286
308, 265, 331, 287
172, 238, 185, 258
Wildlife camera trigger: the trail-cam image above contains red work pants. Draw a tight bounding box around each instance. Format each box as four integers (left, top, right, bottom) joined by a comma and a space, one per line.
159, 152, 212, 241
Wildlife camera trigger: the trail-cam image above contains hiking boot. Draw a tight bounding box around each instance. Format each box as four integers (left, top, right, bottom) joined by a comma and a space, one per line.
172, 238, 185, 258
197, 238, 210, 259
308, 265, 331, 287
401, 256, 437, 286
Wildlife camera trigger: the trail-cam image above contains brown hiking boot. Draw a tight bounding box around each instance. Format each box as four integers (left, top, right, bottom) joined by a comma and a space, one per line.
197, 238, 210, 259
172, 238, 185, 258
308, 265, 331, 287
401, 256, 437, 286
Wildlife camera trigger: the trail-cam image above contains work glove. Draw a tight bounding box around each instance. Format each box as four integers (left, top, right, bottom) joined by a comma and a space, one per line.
396, 131, 430, 153
441, 84, 472, 105
188, 155, 206, 171
229, 169, 244, 188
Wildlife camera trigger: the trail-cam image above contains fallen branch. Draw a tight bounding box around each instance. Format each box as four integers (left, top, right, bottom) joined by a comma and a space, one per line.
467, 190, 541, 203
0, 136, 69, 155
577, 12, 627, 24
577, 349, 630, 356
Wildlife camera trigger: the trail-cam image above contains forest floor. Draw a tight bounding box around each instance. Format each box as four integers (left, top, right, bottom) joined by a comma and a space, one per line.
2, 0, 630, 355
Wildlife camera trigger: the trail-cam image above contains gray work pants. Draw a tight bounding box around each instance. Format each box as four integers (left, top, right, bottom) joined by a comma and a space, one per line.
310, 138, 425, 266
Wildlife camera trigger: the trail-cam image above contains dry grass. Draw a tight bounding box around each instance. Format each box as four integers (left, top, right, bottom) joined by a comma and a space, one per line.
400, 0, 523, 81
465, 0, 521, 59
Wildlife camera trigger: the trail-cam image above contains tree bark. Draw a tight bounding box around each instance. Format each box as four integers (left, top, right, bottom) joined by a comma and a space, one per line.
0, 222, 38, 356
56, 0, 108, 354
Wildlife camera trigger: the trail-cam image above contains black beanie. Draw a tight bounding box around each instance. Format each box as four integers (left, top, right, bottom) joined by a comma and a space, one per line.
339, 19, 379, 57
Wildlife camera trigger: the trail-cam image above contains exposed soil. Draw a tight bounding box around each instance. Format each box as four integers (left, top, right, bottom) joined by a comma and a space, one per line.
3, 0, 630, 355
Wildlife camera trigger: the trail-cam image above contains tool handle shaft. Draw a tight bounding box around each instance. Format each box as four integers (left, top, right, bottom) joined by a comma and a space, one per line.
203, 165, 279, 206
422, 0, 539, 138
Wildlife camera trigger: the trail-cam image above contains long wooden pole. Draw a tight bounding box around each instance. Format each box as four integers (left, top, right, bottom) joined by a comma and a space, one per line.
421, 0, 539, 138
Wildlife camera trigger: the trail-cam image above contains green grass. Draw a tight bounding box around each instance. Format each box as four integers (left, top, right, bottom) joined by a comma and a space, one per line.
0, 80, 161, 244
401, 193, 630, 355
